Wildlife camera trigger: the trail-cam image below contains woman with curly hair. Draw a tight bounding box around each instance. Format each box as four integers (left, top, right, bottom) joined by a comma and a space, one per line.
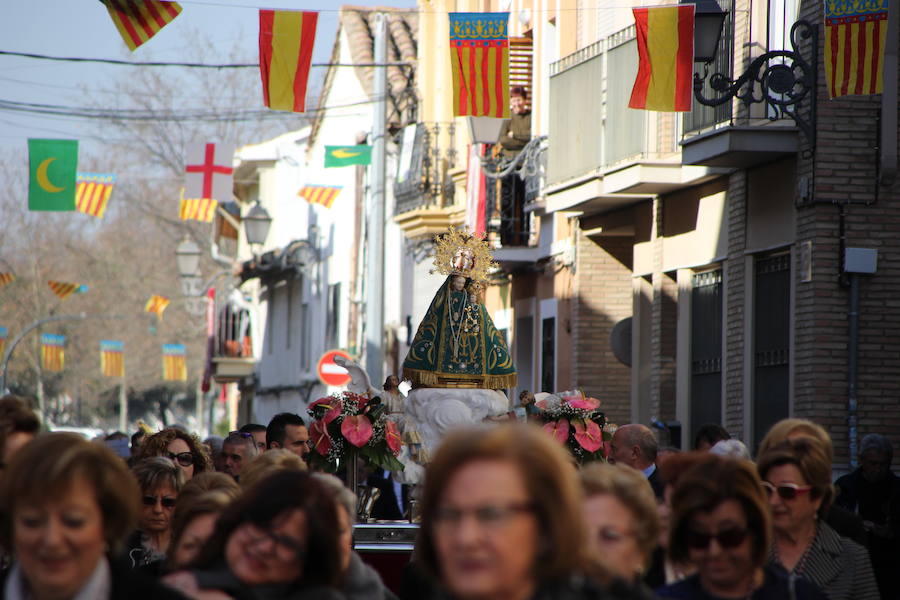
136, 427, 212, 481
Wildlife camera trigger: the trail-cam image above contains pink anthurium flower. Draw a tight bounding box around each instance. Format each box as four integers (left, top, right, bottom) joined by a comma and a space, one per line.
341, 415, 373, 447
543, 419, 570, 444
572, 419, 603, 452
309, 420, 332, 456
309, 397, 342, 424
566, 396, 601, 410
385, 420, 402, 455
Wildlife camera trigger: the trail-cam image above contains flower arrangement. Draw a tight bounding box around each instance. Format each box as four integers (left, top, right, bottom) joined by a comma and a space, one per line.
534, 391, 609, 463
306, 391, 404, 473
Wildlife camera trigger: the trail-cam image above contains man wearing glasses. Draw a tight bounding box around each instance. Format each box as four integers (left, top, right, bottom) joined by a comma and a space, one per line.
220, 430, 259, 481
266, 412, 311, 460
238, 422, 268, 453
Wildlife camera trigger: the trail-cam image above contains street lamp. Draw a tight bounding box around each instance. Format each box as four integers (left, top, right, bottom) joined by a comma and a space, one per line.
244, 203, 273, 248
175, 236, 202, 278
466, 116, 505, 145
690, 0, 817, 144
690, 0, 727, 64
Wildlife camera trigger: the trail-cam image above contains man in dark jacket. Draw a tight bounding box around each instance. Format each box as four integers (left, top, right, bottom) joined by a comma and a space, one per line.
835, 433, 900, 600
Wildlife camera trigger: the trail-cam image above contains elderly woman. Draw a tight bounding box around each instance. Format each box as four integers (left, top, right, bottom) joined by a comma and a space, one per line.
658, 455, 826, 599
127, 456, 185, 570
758, 419, 867, 545
757, 438, 878, 600
163, 470, 344, 599
313, 473, 397, 600
0, 433, 183, 599
416, 423, 646, 600
167, 491, 233, 571
136, 428, 212, 481
580, 462, 659, 582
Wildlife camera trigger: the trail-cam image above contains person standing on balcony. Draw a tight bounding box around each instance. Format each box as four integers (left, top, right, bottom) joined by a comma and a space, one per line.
496, 86, 531, 247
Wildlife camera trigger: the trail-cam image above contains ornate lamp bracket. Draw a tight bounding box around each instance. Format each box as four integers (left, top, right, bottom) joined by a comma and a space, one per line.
694, 19, 818, 147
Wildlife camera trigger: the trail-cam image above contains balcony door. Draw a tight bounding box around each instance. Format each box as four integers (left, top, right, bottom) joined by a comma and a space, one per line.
690, 269, 723, 443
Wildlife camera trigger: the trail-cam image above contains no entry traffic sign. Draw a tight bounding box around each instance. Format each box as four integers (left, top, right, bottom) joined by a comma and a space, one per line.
317, 349, 352, 387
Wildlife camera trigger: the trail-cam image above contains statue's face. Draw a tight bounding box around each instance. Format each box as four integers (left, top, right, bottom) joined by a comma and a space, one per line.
451, 276, 466, 291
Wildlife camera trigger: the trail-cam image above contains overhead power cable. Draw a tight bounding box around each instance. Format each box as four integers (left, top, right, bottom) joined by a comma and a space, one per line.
0, 50, 412, 69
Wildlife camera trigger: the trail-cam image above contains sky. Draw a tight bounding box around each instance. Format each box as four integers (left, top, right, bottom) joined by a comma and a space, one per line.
0, 0, 417, 153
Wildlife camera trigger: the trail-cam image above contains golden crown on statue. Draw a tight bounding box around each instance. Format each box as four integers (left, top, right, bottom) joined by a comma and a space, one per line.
432, 227, 497, 283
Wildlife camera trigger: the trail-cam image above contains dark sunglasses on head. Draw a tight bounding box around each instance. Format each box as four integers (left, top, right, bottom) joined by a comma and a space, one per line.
685, 527, 749, 549
762, 481, 812, 501
142, 495, 177, 509
229, 431, 254, 440
165, 451, 195, 467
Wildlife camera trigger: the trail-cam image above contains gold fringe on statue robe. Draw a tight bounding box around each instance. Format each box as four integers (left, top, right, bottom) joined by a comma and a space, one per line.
403, 367, 517, 391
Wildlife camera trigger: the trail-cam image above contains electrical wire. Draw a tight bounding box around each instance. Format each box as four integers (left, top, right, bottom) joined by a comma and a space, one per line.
0, 50, 411, 69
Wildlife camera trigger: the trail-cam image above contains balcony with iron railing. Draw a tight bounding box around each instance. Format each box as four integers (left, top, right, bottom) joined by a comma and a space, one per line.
680, 0, 814, 167
545, 26, 721, 217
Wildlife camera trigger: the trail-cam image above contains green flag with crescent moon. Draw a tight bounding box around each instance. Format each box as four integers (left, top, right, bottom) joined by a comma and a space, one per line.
28, 139, 78, 211
324, 145, 372, 167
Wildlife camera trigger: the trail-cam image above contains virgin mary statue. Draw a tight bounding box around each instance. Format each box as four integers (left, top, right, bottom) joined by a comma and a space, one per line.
402, 230, 516, 390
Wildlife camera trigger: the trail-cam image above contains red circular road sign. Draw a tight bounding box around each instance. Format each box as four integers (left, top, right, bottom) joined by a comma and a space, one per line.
317, 349, 353, 387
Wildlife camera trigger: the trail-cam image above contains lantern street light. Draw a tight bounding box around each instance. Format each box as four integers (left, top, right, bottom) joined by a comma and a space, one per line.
691, 0, 727, 64
175, 236, 202, 278
244, 203, 273, 248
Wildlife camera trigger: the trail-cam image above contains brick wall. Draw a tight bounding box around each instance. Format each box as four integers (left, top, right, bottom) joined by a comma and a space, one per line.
572, 231, 633, 426
724, 170, 747, 436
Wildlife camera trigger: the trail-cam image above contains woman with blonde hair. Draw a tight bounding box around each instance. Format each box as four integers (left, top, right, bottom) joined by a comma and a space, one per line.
416, 423, 647, 600
758, 438, 878, 600
580, 462, 659, 582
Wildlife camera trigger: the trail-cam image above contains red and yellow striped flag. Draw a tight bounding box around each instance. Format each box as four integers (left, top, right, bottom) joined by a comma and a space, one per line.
0, 273, 14, 288
179, 189, 218, 222
629, 5, 695, 112
76, 173, 115, 219
825, 0, 888, 98
259, 10, 318, 113
48, 280, 84, 300
163, 343, 187, 381
145, 295, 170, 318
449, 13, 510, 117
41, 333, 65, 372
298, 185, 342, 209
102, 0, 182, 52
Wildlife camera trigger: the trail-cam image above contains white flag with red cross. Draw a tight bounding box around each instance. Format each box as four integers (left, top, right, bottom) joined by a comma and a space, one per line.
184, 142, 235, 203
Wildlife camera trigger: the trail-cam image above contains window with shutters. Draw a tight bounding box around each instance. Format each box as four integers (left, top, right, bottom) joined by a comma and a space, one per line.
509, 37, 533, 106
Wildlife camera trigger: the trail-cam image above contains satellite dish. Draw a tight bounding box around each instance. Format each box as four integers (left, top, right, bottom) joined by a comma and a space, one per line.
610, 318, 632, 367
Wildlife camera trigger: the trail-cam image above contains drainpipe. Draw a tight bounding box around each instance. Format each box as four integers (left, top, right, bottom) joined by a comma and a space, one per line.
847, 272, 859, 469
844, 247, 878, 469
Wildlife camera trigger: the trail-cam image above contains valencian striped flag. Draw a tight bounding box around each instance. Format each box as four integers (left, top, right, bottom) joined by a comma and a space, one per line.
449, 13, 510, 117
298, 185, 342, 209
629, 5, 695, 112
145, 295, 170, 319
41, 334, 65, 372
100, 340, 125, 378
0, 327, 7, 359
825, 0, 889, 98
179, 189, 218, 223
0, 273, 14, 288
102, 0, 182, 52
259, 10, 318, 113
76, 173, 116, 219
48, 281, 86, 300
162, 343, 187, 381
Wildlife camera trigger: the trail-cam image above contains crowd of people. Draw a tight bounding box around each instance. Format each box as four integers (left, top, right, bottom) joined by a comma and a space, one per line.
0, 392, 896, 600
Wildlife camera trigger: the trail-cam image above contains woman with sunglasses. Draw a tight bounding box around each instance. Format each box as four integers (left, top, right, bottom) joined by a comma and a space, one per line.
163, 470, 344, 599
658, 455, 826, 599
757, 438, 878, 600
126, 457, 185, 572
136, 427, 212, 481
